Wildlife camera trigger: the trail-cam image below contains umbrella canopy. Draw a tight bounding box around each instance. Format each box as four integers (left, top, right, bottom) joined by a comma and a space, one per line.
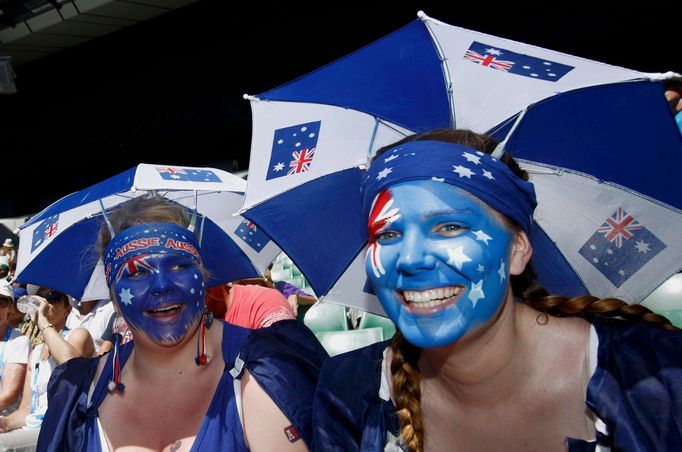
240, 12, 682, 314
16, 164, 281, 300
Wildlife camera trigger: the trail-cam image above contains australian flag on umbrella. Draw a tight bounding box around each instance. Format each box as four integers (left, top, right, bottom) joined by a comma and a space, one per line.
265, 121, 321, 181
156, 167, 222, 183
31, 214, 60, 253
463, 41, 574, 82
234, 220, 271, 253
578, 208, 666, 287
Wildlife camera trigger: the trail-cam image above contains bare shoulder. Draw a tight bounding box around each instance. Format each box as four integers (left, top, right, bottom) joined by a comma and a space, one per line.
241, 370, 308, 452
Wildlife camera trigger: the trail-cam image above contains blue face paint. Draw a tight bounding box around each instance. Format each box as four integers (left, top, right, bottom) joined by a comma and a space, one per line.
114, 253, 205, 344
366, 180, 514, 348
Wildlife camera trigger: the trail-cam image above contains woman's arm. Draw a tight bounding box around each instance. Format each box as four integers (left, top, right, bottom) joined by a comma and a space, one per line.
41, 327, 95, 365
241, 369, 309, 452
0, 351, 34, 432
0, 362, 26, 412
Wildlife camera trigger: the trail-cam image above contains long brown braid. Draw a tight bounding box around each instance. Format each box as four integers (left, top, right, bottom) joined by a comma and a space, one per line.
377, 129, 678, 452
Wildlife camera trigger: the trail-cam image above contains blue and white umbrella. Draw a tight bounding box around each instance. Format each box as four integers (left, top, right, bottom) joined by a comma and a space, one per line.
239, 12, 682, 314
16, 164, 281, 301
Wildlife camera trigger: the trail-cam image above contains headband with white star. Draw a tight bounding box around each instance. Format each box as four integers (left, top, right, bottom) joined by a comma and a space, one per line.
103, 222, 202, 287
361, 140, 537, 234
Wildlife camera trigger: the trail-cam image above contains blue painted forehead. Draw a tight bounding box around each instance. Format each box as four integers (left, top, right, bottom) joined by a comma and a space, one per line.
361, 140, 537, 233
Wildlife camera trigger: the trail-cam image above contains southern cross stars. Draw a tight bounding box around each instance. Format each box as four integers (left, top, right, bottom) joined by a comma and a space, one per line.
376, 167, 393, 181
119, 287, 134, 306
447, 246, 472, 270
453, 165, 475, 178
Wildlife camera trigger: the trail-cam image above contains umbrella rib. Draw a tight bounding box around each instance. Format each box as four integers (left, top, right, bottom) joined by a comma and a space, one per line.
420, 14, 456, 129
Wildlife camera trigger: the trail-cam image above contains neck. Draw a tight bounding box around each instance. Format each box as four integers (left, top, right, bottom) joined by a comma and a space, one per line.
418, 295, 538, 407
127, 318, 221, 383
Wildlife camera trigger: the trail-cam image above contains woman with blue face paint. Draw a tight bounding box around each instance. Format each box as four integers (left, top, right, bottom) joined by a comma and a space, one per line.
313, 129, 682, 452
36, 196, 327, 451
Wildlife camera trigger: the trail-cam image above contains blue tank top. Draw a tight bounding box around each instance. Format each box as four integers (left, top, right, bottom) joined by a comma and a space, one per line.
83, 322, 250, 451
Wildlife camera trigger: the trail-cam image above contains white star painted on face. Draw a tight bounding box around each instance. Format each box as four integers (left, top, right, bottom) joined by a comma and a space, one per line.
497, 260, 506, 283
482, 170, 494, 180
446, 246, 472, 270
462, 152, 481, 165
273, 162, 285, 172
635, 240, 651, 253
477, 264, 485, 273
376, 167, 393, 180
453, 165, 475, 178
473, 230, 492, 245
485, 47, 502, 56
468, 280, 485, 307
119, 288, 134, 306
384, 154, 399, 163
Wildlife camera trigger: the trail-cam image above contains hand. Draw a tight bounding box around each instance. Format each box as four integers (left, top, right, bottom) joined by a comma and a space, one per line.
32, 296, 50, 329
0, 416, 9, 433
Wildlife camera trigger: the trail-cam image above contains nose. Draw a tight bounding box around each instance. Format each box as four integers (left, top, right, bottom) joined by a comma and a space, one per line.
149, 270, 175, 296
395, 229, 436, 275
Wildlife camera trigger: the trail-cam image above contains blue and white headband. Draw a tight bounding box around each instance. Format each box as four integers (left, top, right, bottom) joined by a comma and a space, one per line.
103, 222, 202, 287
362, 140, 537, 234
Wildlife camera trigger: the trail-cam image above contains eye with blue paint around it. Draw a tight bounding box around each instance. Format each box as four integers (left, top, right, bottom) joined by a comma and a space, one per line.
434, 222, 468, 238
374, 230, 401, 242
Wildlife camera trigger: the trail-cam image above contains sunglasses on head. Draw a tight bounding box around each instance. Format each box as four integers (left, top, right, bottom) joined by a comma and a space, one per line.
40, 290, 65, 304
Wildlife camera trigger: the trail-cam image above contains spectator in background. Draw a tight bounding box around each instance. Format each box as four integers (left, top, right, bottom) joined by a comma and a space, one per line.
0, 286, 94, 450
0, 240, 15, 270
66, 298, 115, 355
6, 287, 27, 330
0, 280, 29, 417
206, 278, 296, 329
265, 264, 317, 321
664, 79, 682, 134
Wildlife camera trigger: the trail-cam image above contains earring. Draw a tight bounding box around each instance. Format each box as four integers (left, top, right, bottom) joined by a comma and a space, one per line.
195, 309, 213, 366
108, 332, 125, 393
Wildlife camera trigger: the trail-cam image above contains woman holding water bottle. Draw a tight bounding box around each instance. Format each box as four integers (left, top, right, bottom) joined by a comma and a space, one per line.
0, 286, 93, 450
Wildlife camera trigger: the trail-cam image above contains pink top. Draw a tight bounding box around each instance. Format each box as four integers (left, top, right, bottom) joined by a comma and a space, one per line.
224, 284, 296, 329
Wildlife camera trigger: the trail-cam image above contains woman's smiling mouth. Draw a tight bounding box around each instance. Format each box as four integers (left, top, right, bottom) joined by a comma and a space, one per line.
400, 286, 464, 313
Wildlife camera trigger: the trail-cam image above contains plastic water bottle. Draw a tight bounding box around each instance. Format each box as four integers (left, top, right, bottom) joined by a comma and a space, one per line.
16, 295, 41, 315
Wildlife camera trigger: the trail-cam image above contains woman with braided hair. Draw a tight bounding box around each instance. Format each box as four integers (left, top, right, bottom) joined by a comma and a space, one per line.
313, 129, 682, 451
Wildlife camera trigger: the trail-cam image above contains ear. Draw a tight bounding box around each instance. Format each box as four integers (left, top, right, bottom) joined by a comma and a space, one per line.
509, 231, 532, 276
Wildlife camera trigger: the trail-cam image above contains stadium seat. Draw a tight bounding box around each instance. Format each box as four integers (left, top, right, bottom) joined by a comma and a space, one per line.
315, 327, 384, 356
358, 312, 396, 340
304, 302, 348, 333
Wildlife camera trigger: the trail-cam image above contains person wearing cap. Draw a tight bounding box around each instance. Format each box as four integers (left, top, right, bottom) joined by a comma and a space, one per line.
0, 240, 16, 269
0, 280, 29, 418
0, 286, 94, 449
313, 129, 682, 451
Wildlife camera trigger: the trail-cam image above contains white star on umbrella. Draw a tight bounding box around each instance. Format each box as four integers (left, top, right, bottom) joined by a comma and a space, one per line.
497, 260, 506, 283
119, 287, 134, 306
376, 167, 393, 180
446, 246, 472, 270
384, 154, 399, 163
473, 230, 492, 245
462, 152, 481, 165
482, 169, 494, 180
453, 165, 475, 178
635, 240, 651, 253
469, 280, 485, 306
273, 162, 285, 172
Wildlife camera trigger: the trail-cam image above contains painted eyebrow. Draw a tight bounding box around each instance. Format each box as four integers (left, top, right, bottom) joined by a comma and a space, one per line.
423, 209, 472, 221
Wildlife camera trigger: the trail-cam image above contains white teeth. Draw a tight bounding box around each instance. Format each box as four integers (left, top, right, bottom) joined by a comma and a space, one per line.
149, 304, 181, 313
403, 286, 461, 307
